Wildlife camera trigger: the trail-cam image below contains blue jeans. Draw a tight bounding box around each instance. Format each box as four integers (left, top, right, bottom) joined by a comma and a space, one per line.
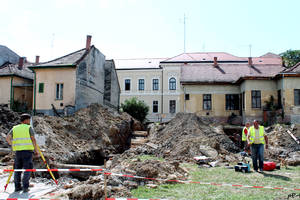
251, 144, 264, 171
14, 151, 33, 190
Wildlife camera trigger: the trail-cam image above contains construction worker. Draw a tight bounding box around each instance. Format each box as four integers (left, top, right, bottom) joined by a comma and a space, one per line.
6, 113, 38, 193
242, 122, 250, 153
247, 120, 268, 172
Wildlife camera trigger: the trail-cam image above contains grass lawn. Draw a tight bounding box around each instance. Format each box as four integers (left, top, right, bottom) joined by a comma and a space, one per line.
131, 163, 300, 200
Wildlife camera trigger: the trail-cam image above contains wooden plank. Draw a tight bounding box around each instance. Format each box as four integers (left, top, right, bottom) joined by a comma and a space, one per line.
287, 130, 300, 144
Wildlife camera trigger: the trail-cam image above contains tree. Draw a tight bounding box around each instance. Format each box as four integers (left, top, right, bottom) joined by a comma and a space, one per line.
121, 97, 149, 123
280, 50, 300, 68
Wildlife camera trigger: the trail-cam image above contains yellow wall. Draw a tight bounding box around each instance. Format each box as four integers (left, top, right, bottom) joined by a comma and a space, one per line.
241, 80, 277, 117
181, 85, 240, 117
0, 76, 12, 105
34, 68, 76, 110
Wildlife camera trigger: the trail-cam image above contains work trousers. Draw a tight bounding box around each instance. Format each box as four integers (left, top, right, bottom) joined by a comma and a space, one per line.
250, 144, 264, 171
14, 150, 33, 190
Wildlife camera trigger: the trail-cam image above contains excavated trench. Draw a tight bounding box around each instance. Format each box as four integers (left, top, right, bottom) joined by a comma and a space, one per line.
67, 149, 106, 166
223, 126, 243, 150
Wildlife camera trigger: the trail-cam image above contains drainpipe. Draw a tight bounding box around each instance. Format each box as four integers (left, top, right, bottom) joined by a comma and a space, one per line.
282, 73, 285, 119
10, 76, 14, 109
161, 67, 164, 121
33, 71, 37, 115
183, 85, 186, 113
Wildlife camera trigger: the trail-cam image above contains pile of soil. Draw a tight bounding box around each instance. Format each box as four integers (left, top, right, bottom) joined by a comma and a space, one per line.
0, 104, 20, 148
147, 113, 240, 162
31, 104, 136, 164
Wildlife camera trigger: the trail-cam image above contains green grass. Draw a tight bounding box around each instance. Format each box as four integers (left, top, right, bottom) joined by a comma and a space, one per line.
136, 154, 165, 162
131, 164, 300, 200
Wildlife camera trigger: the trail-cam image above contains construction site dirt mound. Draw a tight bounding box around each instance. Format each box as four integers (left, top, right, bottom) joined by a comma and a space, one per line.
0, 104, 20, 148
147, 113, 240, 162
31, 104, 135, 165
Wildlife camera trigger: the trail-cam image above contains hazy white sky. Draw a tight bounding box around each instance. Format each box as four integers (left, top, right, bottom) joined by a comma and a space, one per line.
1, 0, 299, 62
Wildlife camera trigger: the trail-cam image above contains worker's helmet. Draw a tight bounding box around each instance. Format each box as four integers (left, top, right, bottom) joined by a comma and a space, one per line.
20, 113, 31, 122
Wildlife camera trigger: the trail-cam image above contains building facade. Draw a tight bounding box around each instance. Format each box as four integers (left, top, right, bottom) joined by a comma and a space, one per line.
116, 52, 300, 124
0, 57, 34, 110
30, 36, 120, 115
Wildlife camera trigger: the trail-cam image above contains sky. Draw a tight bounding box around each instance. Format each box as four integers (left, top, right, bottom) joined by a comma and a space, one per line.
0, 0, 299, 62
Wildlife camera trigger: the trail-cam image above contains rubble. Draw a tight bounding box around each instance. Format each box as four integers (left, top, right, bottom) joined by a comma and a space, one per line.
266, 124, 300, 166
0, 106, 299, 199
147, 113, 240, 163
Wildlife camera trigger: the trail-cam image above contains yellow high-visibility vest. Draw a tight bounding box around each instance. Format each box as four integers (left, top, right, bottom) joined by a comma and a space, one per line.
249, 125, 265, 144
242, 127, 249, 141
12, 124, 34, 151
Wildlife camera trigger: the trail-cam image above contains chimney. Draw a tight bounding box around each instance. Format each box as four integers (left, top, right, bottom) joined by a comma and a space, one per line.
86, 35, 92, 50
213, 57, 218, 67
18, 57, 24, 70
248, 57, 253, 66
35, 55, 40, 65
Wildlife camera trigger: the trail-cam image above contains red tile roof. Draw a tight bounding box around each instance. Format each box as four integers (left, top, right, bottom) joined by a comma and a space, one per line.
181, 63, 285, 84
162, 52, 246, 62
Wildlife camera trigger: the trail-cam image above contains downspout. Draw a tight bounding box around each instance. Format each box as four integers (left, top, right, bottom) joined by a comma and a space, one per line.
33, 71, 36, 115
161, 67, 164, 122
282, 73, 285, 119
183, 85, 186, 113
10, 76, 14, 109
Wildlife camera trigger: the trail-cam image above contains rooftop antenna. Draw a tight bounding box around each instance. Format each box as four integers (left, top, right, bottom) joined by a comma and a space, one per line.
183, 14, 187, 53
180, 14, 187, 53
249, 44, 252, 57
51, 33, 55, 58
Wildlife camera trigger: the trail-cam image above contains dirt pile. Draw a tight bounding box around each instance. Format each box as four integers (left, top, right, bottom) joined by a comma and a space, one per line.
0, 104, 20, 148
147, 113, 240, 162
32, 104, 135, 165
266, 124, 300, 165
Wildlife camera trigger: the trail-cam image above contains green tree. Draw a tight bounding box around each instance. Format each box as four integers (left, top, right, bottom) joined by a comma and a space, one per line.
121, 97, 149, 123
280, 50, 300, 68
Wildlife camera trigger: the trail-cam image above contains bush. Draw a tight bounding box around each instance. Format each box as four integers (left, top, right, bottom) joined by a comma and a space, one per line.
121, 97, 149, 123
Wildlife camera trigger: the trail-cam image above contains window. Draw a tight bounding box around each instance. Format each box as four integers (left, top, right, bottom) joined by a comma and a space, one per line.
185, 94, 190, 100
152, 79, 159, 90
153, 101, 158, 113
169, 100, 176, 113
294, 89, 300, 106
226, 94, 239, 110
242, 92, 245, 110
56, 83, 63, 100
138, 79, 144, 91
203, 94, 212, 110
125, 79, 130, 91
169, 78, 176, 90
38, 83, 44, 93
251, 90, 261, 108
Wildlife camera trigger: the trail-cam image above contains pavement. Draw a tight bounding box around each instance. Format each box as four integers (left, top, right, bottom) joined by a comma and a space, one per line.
0, 174, 57, 199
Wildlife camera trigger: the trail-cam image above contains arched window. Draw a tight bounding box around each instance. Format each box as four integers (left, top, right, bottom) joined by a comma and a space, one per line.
169, 78, 176, 90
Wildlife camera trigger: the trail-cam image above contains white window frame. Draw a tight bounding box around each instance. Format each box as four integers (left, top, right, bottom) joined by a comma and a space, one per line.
55, 83, 64, 100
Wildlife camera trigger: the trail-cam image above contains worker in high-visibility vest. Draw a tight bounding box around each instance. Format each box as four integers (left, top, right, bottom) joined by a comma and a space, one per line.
242, 122, 250, 153
247, 120, 268, 172
6, 113, 38, 193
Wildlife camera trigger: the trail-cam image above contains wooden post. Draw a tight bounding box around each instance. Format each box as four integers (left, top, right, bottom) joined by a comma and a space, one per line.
104, 159, 107, 200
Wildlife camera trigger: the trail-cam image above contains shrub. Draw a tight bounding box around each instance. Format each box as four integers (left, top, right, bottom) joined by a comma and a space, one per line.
121, 97, 149, 123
